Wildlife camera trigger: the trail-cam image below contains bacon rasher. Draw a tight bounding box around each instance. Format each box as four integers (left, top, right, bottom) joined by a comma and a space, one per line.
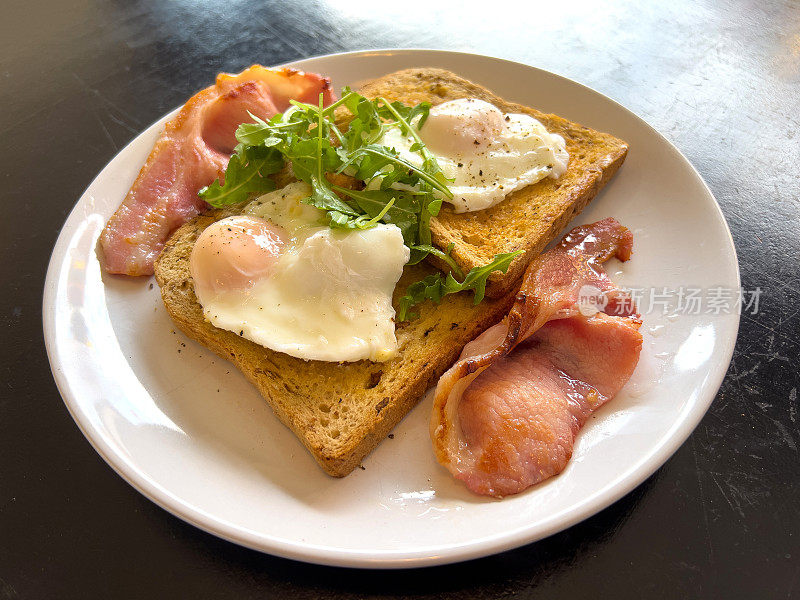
431, 218, 643, 497
100, 66, 334, 276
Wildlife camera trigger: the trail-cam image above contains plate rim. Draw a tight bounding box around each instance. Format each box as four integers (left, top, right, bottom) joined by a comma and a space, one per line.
42, 48, 740, 568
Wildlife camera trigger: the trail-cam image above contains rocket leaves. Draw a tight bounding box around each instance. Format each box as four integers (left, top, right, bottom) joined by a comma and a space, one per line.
397, 251, 522, 321
198, 145, 283, 206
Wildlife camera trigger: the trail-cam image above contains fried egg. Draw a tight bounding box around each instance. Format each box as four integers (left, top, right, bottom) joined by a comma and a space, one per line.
190, 182, 409, 362
376, 98, 569, 213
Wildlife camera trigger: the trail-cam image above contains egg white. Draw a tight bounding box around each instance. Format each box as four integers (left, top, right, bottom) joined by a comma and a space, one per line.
375, 98, 569, 213
192, 183, 409, 363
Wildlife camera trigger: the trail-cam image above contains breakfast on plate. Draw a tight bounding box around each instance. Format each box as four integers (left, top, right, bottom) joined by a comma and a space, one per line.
99, 65, 639, 497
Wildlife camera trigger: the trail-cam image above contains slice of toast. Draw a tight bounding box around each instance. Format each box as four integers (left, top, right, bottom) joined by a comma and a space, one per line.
155, 211, 518, 477
358, 68, 628, 298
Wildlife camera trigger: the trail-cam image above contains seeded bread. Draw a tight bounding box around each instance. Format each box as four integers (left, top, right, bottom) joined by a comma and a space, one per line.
155, 211, 518, 476
357, 68, 628, 298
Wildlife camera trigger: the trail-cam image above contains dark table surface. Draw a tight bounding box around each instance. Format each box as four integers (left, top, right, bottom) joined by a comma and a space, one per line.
2, 0, 799, 597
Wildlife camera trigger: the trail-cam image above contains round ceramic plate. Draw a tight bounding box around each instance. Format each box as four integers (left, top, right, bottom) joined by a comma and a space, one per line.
43, 50, 739, 568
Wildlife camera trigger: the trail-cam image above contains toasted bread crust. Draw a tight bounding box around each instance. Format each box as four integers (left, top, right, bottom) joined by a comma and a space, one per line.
358, 68, 628, 297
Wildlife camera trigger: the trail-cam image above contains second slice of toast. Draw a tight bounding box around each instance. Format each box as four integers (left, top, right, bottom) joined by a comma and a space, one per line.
358, 68, 628, 298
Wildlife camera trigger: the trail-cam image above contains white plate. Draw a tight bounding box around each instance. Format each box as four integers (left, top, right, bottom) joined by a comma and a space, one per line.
43, 50, 739, 568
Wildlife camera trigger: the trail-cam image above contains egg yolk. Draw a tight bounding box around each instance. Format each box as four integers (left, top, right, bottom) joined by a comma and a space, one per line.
190, 215, 286, 296
420, 98, 504, 156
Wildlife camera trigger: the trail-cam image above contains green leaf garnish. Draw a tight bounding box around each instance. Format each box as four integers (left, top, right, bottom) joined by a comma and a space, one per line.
198, 145, 283, 207
411, 244, 464, 279
397, 251, 522, 321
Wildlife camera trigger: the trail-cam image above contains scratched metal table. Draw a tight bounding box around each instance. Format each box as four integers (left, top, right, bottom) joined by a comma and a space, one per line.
2, 0, 798, 597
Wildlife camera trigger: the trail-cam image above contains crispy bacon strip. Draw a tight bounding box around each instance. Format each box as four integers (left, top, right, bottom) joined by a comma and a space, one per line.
431, 218, 642, 497
99, 66, 335, 276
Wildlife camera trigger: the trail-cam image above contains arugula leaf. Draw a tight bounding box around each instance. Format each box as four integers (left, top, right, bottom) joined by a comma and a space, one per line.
332, 187, 421, 242
411, 243, 463, 278
296, 93, 366, 229
329, 197, 397, 230
236, 109, 316, 147
376, 97, 452, 197
342, 145, 451, 197
376, 99, 432, 131
236, 118, 284, 147
341, 91, 385, 150
307, 176, 360, 216
397, 251, 522, 321
198, 145, 283, 207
